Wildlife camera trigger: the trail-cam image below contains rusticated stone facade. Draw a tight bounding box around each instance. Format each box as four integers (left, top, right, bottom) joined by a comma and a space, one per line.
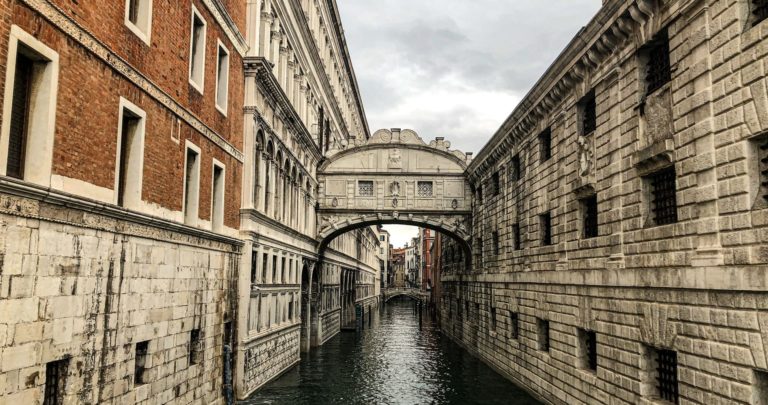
440, 0, 768, 404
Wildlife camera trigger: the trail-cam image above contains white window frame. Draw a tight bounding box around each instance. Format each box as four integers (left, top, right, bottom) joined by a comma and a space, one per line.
124, 0, 153, 46
114, 97, 146, 209
188, 5, 207, 94
210, 159, 226, 232
215, 40, 230, 115
182, 140, 201, 226
0, 25, 59, 188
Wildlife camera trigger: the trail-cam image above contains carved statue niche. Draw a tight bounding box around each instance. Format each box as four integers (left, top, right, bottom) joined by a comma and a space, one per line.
389, 181, 401, 197
577, 135, 594, 177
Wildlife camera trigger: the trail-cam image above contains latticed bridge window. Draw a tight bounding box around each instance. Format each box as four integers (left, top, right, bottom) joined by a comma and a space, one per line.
358, 180, 374, 196
644, 31, 671, 96
648, 167, 678, 226
754, 0, 768, 26
417, 181, 433, 197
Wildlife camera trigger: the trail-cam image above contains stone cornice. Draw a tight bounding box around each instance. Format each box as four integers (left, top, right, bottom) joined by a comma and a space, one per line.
468, 0, 655, 179
24, 0, 244, 162
245, 57, 323, 163
0, 177, 243, 249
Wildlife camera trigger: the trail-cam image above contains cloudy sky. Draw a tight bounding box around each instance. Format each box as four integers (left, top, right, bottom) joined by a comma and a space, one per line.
336, 0, 602, 247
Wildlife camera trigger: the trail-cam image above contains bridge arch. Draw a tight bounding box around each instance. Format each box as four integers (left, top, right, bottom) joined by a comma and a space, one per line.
317, 128, 474, 266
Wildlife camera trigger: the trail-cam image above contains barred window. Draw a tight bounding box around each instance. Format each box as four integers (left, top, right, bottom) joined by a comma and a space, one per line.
189, 329, 202, 365
134, 341, 149, 386
759, 136, 768, 205
539, 127, 552, 162
492, 231, 500, 255
358, 180, 374, 196
490, 307, 497, 332
753, 0, 768, 26
510, 154, 521, 181
44, 358, 69, 405
649, 348, 679, 404
537, 318, 550, 352
417, 181, 433, 197
509, 312, 519, 339
647, 167, 678, 226
644, 31, 671, 96
512, 222, 521, 250
582, 194, 598, 239
492, 172, 500, 196
580, 91, 597, 135
540, 212, 552, 246
580, 329, 598, 371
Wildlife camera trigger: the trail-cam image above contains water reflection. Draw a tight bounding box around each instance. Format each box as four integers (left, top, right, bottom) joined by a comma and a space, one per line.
242, 299, 542, 405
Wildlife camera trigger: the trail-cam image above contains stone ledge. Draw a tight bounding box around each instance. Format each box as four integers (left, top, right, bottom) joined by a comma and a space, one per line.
631, 139, 675, 176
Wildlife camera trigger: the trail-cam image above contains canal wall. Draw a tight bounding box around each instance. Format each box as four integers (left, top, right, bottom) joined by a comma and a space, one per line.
445, 0, 768, 404
241, 325, 300, 395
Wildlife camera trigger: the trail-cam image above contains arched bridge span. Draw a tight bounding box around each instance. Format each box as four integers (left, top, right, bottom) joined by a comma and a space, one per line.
316, 128, 473, 263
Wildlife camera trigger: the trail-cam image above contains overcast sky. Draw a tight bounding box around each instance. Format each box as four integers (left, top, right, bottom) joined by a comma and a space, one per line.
336, 1, 602, 247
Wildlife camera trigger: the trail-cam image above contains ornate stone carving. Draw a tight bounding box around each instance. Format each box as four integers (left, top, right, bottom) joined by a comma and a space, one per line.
389, 181, 401, 196
388, 149, 402, 169
577, 135, 593, 177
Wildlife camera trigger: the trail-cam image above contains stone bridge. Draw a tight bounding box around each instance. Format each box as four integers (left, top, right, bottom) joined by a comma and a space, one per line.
383, 288, 430, 303
316, 128, 473, 263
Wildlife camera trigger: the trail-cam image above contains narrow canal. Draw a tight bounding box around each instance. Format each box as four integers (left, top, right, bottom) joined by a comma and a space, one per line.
242, 299, 542, 405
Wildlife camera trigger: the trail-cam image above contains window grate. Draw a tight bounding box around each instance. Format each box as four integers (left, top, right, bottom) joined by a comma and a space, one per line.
645, 31, 671, 95
492, 231, 500, 255
490, 307, 497, 331
761, 137, 768, 203
358, 180, 374, 196
539, 127, 552, 162
135, 341, 149, 386
581, 91, 597, 135
540, 212, 552, 246
492, 172, 500, 196
44, 359, 68, 405
585, 330, 598, 371
583, 195, 598, 238
538, 319, 550, 351
754, 0, 768, 26
657, 349, 679, 404
512, 223, 521, 250
510, 154, 521, 181
189, 329, 201, 365
417, 181, 433, 197
649, 167, 678, 225
510, 312, 519, 339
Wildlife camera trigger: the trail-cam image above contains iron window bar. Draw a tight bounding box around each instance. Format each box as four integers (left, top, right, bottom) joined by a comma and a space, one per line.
656, 349, 679, 404
539, 127, 552, 162
581, 91, 597, 135
512, 223, 521, 250
761, 137, 768, 203
585, 330, 598, 370
583, 194, 598, 238
44, 359, 68, 405
540, 213, 552, 246
539, 319, 550, 351
650, 167, 678, 225
645, 31, 671, 95
510, 312, 519, 339
511, 155, 521, 181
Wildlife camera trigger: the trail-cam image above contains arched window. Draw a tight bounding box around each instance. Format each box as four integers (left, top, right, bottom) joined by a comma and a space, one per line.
254, 131, 265, 206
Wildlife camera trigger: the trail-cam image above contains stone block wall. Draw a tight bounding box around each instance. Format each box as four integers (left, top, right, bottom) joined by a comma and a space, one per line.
241, 326, 300, 395
0, 190, 239, 404
446, 0, 768, 404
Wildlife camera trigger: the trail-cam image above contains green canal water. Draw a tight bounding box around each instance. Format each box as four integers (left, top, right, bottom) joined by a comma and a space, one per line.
242, 299, 543, 405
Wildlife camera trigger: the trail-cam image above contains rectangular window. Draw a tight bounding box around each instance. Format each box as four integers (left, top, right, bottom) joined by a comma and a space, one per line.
581, 194, 598, 239
510, 154, 521, 181
492, 172, 500, 196
380, 235, 385, 241
261, 253, 268, 284
189, 7, 206, 92
477, 185, 483, 204
754, 369, 768, 405
492, 231, 500, 255
580, 91, 596, 135
6, 53, 32, 179
125, 0, 152, 44
579, 329, 598, 371
44, 358, 69, 405
540, 212, 552, 246
645, 346, 679, 404
753, 0, 768, 27
537, 318, 550, 352
358, 180, 374, 196
512, 222, 521, 250
539, 127, 552, 162
489, 306, 497, 332
215, 42, 230, 114
2, 29, 58, 186
417, 181, 434, 197
250, 251, 258, 285
476, 237, 483, 267
647, 166, 678, 226
189, 328, 201, 365
116, 100, 145, 208
643, 30, 671, 96
509, 312, 519, 340
288, 299, 294, 321
272, 255, 277, 283
756, 135, 768, 208
183, 145, 200, 225
211, 163, 225, 232
134, 340, 149, 386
